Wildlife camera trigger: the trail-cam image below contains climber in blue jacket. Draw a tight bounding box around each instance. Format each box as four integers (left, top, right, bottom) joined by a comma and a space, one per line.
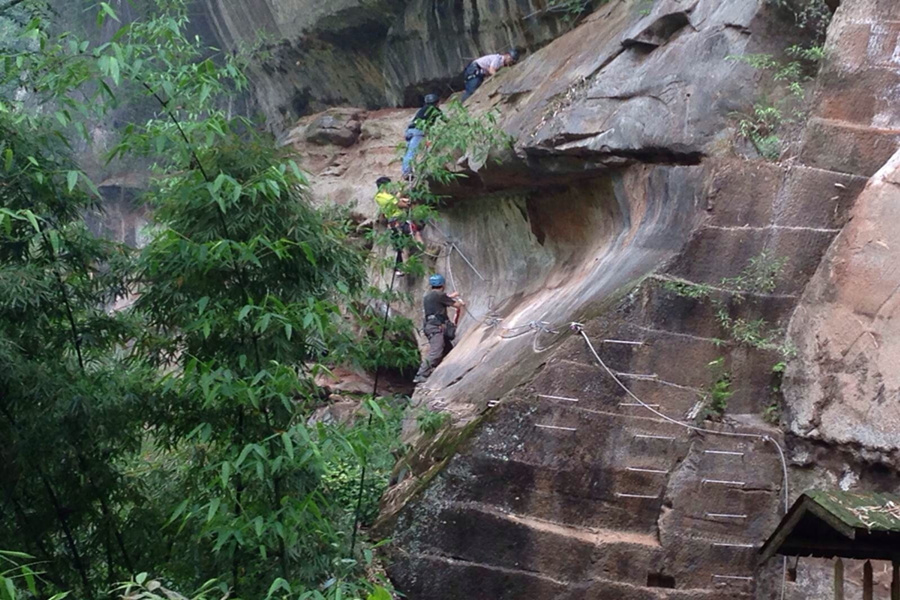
461, 49, 520, 101
402, 93, 443, 179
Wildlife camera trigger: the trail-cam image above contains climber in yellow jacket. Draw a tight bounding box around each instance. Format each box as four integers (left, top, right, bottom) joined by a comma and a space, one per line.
374, 176, 423, 275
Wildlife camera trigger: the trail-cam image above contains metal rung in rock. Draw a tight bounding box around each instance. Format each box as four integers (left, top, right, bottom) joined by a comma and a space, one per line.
619, 403, 661, 408
713, 543, 756, 549
538, 394, 579, 403
634, 434, 676, 441
705, 450, 744, 456
713, 575, 753, 582
706, 513, 747, 519
627, 467, 669, 474
487, 400, 500, 407
702, 479, 746, 487
603, 339, 645, 346
536, 424, 577, 432
616, 493, 659, 499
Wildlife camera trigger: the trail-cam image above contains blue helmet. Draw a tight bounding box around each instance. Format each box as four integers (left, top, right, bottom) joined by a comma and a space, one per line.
429, 274, 446, 287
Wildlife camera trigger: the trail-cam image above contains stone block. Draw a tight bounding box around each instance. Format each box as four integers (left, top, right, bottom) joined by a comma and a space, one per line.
813, 66, 900, 128
772, 165, 868, 229
304, 108, 363, 147
704, 161, 783, 227
800, 117, 900, 177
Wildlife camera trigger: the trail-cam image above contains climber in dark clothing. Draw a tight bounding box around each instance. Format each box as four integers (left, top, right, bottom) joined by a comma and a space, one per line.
461, 49, 520, 101
402, 93, 443, 178
414, 274, 465, 384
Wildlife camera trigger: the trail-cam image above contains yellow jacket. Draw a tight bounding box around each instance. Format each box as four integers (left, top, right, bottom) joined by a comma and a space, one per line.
374, 191, 404, 220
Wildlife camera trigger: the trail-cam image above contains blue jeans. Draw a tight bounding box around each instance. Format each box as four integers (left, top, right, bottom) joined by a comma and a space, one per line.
402, 128, 425, 176
461, 62, 484, 101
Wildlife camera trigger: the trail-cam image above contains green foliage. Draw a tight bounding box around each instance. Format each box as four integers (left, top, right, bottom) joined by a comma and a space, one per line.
638, 0, 656, 17
735, 102, 785, 161
721, 251, 788, 297
767, 0, 833, 37
764, 361, 787, 424
728, 41, 826, 160
663, 253, 794, 359
661, 280, 712, 300
417, 409, 450, 436
340, 288, 420, 373
0, 551, 69, 600
547, 0, 592, 19
0, 1, 402, 598
698, 357, 733, 422
404, 100, 512, 204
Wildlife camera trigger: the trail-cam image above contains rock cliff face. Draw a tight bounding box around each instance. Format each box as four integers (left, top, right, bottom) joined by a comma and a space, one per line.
196, 0, 579, 128
282, 0, 900, 598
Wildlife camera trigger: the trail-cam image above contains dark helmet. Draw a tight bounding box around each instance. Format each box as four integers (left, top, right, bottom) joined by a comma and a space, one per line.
429, 274, 446, 287
375, 176, 392, 187
424, 93, 439, 105
507, 48, 520, 62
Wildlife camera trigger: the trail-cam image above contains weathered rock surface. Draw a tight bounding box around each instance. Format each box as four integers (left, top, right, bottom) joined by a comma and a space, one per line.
785, 149, 900, 455
799, 0, 900, 176
268, 0, 900, 597
277, 0, 900, 599
197, 0, 579, 128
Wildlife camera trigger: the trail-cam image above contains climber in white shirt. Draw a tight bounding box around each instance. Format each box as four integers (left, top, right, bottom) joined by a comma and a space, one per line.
461, 49, 520, 101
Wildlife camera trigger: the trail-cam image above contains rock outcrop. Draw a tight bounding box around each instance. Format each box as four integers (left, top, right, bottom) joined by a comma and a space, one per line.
197, 0, 580, 128
785, 150, 900, 456
276, 0, 900, 598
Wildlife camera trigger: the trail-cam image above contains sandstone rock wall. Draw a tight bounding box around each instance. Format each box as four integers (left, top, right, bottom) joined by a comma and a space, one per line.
196, 0, 580, 129
277, 0, 900, 598
785, 151, 900, 455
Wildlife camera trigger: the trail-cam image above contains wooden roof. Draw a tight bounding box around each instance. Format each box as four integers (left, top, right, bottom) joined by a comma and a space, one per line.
759, 490, 900, 563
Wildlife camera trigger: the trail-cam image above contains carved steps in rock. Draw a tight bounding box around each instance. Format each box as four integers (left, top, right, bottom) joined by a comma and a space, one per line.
408, 501, 662, 585
534, 350, 706, 418
391, 552, 752, 600
526, 395, 697, 436
444, 453, 666, 534
659, 536, 760, 590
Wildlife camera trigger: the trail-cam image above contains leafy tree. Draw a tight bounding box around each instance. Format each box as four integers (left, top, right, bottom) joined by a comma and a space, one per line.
1, 1, 403, 597
0, 86, 143, 596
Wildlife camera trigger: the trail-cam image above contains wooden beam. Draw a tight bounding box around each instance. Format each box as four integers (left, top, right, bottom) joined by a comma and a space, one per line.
760, 497, 858, 564
864, 561, 873, 600
835, 558, 844, 600
806, 503, 858, 540
892, 561, 899, 600
760, 500, 816, 562
777, 539, 899, 561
